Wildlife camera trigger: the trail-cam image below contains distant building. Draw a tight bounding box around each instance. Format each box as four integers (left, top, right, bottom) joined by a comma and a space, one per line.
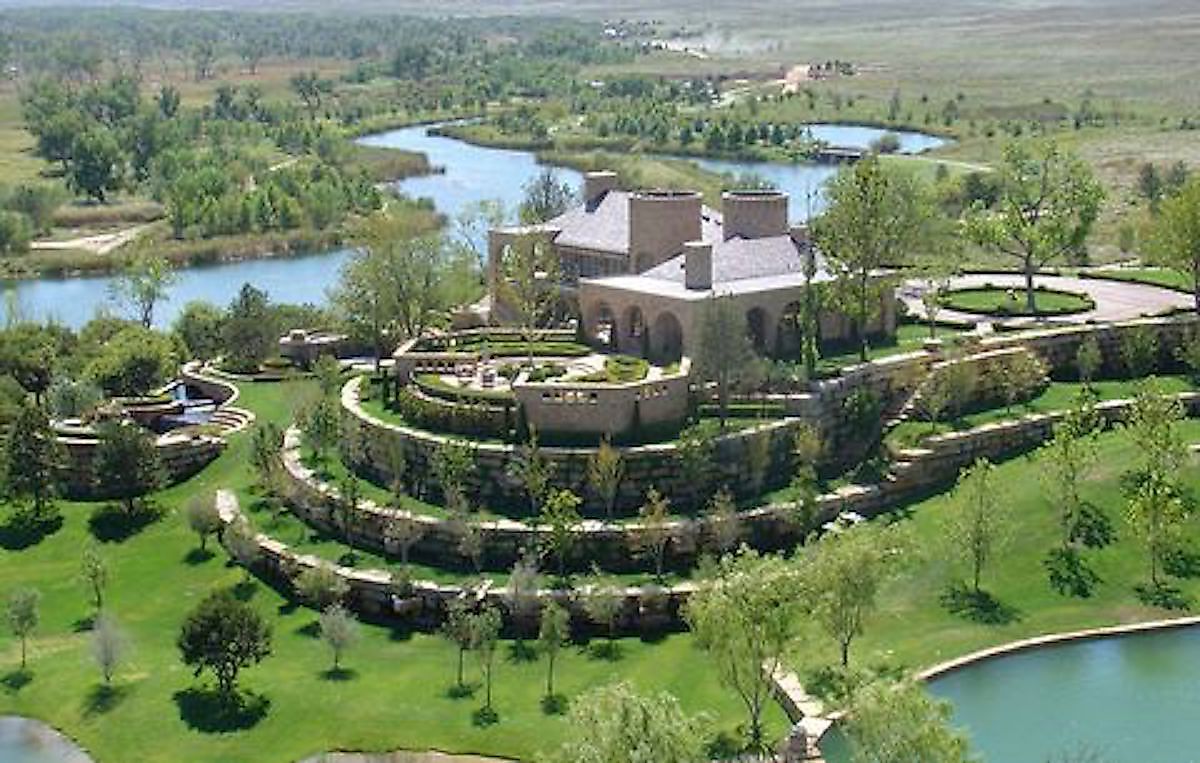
488, 172, 896, 362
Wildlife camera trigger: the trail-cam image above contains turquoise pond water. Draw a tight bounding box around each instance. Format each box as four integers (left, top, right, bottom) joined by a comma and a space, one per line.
0, 122, 943, 329
821, 626, 1200, 763
0, 718, 89, 763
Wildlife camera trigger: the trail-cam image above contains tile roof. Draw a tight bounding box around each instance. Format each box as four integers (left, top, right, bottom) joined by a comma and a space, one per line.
543, 191, 723, 255
641, 235, 834, 286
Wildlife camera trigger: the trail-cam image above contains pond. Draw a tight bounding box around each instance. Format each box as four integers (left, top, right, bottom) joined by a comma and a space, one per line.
2, 122, 945, 329
820, 625, 1200, 762
0, 717, 90, 763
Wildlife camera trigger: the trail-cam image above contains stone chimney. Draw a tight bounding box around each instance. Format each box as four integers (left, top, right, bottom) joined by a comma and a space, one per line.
684, 241, 713, 291
722, 190, 789, 240
583, 171, 619, 206
629, 190, 703, 273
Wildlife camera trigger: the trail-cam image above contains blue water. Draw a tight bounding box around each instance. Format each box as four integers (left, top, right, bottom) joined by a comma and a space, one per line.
3, 122, 944, 329
359, 123, 584, 223
822, 626, 1200, 763
0, 717, 90, 763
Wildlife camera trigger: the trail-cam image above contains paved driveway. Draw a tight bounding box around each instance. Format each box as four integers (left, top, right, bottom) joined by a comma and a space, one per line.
901, 273, 1193, 326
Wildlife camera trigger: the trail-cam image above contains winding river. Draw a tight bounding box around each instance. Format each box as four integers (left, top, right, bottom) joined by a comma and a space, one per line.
0, 122, 943, 329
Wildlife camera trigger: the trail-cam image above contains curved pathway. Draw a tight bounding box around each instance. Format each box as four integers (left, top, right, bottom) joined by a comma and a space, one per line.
901, 273, 1192, 326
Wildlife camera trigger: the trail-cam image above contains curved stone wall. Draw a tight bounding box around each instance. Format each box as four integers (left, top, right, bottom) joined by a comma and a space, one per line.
343, 377, 800, 515
215, 490, 696, 635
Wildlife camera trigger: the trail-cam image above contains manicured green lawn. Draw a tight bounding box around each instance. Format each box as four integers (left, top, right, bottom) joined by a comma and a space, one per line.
791, 419, 1200, 683
0, 379, 786, 762
942, 286, 1094, 317
1082, 268, 1192, 294
887, 375, 1195, 448
815, 323, 966, 377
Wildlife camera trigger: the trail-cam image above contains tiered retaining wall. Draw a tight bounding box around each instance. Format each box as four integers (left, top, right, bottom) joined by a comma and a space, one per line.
215, 490, 696, 635
343, 377, 800, 515
61, 431, 225, 499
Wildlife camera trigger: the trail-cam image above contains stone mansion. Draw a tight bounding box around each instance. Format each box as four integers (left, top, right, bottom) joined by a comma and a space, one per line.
488, 171, 897, 362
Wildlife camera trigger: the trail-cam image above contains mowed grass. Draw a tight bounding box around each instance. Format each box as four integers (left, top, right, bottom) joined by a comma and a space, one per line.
941, 287, 1094, 316
1083, 267, 1193, 294
791, 417, 1200, 679
886, 375, 1196, 449
0, 378, 786, 762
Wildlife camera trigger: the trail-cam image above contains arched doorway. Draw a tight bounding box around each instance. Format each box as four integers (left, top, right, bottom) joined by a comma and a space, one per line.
777, 301, 804, 360
592, 302, 617, 349
624, 305, 647, 356
650, 311, 684, 364
746, 307, 770, 355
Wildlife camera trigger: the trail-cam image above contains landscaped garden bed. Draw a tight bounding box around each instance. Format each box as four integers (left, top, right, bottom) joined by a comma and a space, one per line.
942, 285, 1095, 317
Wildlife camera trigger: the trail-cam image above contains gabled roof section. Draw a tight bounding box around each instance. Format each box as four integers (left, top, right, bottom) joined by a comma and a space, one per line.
543, 190, 723, 256
640, 235, 833, 286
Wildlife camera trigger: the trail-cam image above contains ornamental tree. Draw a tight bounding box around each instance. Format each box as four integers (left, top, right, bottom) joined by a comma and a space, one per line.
687, 549, 804, 751
1146, 176, 1200, 314
542, 683, 708, 763
844, 681, 974, 763
693, 296, 760, 426
966, 140, 1104, 314
93, 420, 164, 517
813, 155, 937, 361
177, 591, 272, 697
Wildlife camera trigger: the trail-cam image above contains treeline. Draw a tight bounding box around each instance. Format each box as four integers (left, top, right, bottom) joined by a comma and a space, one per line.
0, 9, 631, 83
19, 73, 384, 240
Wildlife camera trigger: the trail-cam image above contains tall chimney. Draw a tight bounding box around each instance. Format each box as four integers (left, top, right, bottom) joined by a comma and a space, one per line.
684, 241, 713, 291
583, 171, 619, 206
629, 190, 703, 273
722, 190, 789, 240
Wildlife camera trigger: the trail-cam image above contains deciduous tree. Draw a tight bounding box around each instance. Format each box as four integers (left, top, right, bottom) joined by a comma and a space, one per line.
540, 682, 708, 763
693, 296, 760, 426
844, 681, 973, 763
686, 549, 804, 751
177, 591, 272, 696
813, 156, 937, 361
966, 141, 1104, 313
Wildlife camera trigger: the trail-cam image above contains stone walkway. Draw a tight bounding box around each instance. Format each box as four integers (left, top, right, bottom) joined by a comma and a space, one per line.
901, 273, 1193, 326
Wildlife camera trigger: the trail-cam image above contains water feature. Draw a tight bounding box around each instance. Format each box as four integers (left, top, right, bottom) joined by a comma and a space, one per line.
3, 122, 944, 329
0, 717, 91, 763
820, 625, 1200, 762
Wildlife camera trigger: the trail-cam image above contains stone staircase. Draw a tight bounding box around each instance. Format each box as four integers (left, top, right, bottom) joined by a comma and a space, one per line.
208, 405, 255, 435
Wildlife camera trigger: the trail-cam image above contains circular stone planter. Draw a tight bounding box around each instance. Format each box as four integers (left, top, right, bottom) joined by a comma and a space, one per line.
941, 286, 1095, 317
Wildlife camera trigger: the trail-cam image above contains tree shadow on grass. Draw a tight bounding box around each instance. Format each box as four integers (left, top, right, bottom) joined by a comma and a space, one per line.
540, 694, 567, 715
0, 512, 63, 550
184, 548, 216, 566
231, 580, 257, 602
295, 620, 321, 638
88, 502, 163, 543
940, 584, 1022, 625
446, 682, 478, 700
173, 687, 270, 733
83, 684, 129, 717
319, 667, 357, 682
471, 707, 499, 727
1134, 582, 1192, 611
586, 641, 623, 662
1164, 548, 1200, 580
1, 669, 32, 694
507, 642, 538, 663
